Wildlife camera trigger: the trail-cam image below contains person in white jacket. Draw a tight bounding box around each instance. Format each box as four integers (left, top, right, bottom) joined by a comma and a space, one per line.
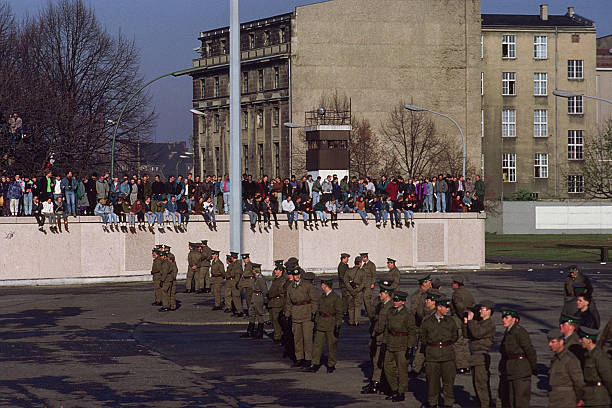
281, 195, 296, 228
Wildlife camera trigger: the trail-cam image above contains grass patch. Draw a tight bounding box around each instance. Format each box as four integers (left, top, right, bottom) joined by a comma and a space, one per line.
485, 233, 612, 262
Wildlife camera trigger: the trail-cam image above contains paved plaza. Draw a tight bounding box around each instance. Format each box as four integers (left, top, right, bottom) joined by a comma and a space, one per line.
0, 263, 610, 407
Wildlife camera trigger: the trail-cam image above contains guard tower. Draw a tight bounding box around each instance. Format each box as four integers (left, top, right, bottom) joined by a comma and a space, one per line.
304, 107, 351, 181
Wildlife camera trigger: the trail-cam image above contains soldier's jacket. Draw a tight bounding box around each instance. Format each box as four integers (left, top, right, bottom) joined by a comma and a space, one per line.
151, 256, 162, 275
251, 274, 268, 305
421, 313, 459, 362
199, 246, 212, 268
337, 261, 349, 289
383, 305, 416, 352
466, 317, 495, 352
563, 272, 592, 299
371, 299, 393, 345
597, 317, 612, 359
223, 260, 233, 279
187, 249, 200, 271
500, 323, 537, 380
267, 275, 286, 309
343, 266, 365, 295
284, 280, 318, 323
362, 260, 377, 288
315, 291, 343, 331
548, 348, 584, 407
209, 258, 225, 284
410, 288, 427, 327
239, 261, 254, 289
282, 277, 292, 308
564, 332, 585, 365
159, 258, 171, 282
384, 266, 401, 290
231, 260, 243, 280
451, 286, 476, 316
582, 346, 612, 406
170, 261, 178, 280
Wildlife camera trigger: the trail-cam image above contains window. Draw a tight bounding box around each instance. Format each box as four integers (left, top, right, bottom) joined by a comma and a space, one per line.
502, 35, 515, 58
480, 72, 484, 96
242, 72, 248, 92
258, 69, 264, 91
249, 33, 255, 49
502, 72, 516, 95
568, 96, 583, 114
279, 27, 285, 43
274, 142, 280, 178
214, 77, 219, 97
533, 73, 547, 95
480, 35, 484, 59
205, 42, 211, 56
200, 80, 206, 98
502, 153, 516, 182
274, 67, 280, 89
502, 109, 516, 137
481, 110, 484, 138
534, 109, 548, 137
215, 147, 221, 176
201, 148, 206, 176
568, 60, 583, 79
242, 110, 248, 130
243, 145, 249, 174
273, 107, 279, 127
533, 36, 547, 59
567, 175, 584, 193
257, 110, 263, 128
264, 31, 271, 46
258, 144, 264, 178
220, 39, 227, 55
534, 153, 548, 178
568, 130, 584, 160
214, 114, 220, 132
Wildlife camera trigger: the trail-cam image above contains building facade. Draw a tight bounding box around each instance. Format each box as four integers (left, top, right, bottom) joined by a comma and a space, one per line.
481, 5, 597, 200
596, 35, 612, 127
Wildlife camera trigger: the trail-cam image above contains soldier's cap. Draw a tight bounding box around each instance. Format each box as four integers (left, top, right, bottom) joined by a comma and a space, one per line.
304, 272, 315, 281
230, 251, 239, 258
163, 245, 171, 250
567, 264, 579, 273
418, 275, 432, 284
578, 326, 599, 340
431, 278, 443, 288
387, 258, 396, 264
320, 278, 333, 287
285, 257, 299, 268
559, 313, 580, 325
252, 263, 262, 270
155, 244, 164, 249
274, 259, 284, 266
501, 309, 520, 319
169, 253, 176, 261
241, 253, 250, 259
226, 254, 233, 260
425, 289, 442, 301
355, 256, 362, 264
546, 328, 564, 341
211, 250, 220, 255
452, 275, 464, 285
275, 265, 286, 272
393, 291, 408, 301
379, 282, 394, 293
290, 267, 301, 275
435, 297, 452, 307
188, 242, 198, 247
479, 300, 496, 312
340, 253, 350, 259
359, 252, 368, 257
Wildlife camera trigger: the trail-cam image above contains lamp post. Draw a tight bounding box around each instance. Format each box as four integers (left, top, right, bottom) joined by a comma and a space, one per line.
229, 0, 242, 254
404, 104, 466, 178
553, 89, 612, 105
176, 153, 193, 176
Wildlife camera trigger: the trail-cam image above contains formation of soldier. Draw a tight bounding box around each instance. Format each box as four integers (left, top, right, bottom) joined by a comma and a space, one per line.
149, 247, 612, 407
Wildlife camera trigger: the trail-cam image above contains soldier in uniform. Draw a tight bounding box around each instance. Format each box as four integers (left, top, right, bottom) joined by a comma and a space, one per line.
158, 249, 172, 311
240, 263, 268, 339
559, 313, 584, 364
150, 246, 163, 306
338, 253, 350, 317
343, 256, 365, 327
167, 253, 178, 311
465, 300, 496, 408
281, 262, 295, 359
578, 326, 612, 407
597, 317, 612, 360
200, 240, 212, 293
238, 253, 254, 316
547, 328, 584, 408
193, 243, 205, 293
185, 242, 200, 293
267, 261, 286, 343
209, 250, 225, 310
410, 274, 433, 375
229, 252, 244, 317
451, 274, 476, 374
564, 265, 593, 301
362, 280, 395, 394
223, 254, 234, 313
384, 258, 401, 291
360, 253, 377, 319
307, 278, 343, 373
284, 265, 318, 368
421, 297, 459, 408
381, 291, 416, 402
498, 309, 538, 408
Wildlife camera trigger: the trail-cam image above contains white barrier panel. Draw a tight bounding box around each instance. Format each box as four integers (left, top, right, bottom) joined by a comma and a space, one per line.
535, 206, 612, 230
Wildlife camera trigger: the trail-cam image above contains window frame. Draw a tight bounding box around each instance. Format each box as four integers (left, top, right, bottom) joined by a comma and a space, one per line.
533, 109, 548, 137
242, 71, 249, 93
568, 130, 584, 160
568, 96, 583, 115
502, 72, 516, 96
502, 153, 516, 183
534, 153, 548, 178
502, 35, 516, 59
214, 76, 220, 98
567, 60, 584, 79
502, 109, 516, 138
242, 110, 248, 130
257, 109, 264, 129
533, 72, 547, 96
273, 107, 280, 127
274, 67, 280, 89
533, 35, 547, 59
258, 69, 264, 91
567, 175, 584, 193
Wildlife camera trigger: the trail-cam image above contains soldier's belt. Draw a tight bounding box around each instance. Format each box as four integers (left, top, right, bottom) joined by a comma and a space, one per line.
320, 313, 336, 318
211, 274, 223, 277
508, 354, 526, 360
243, 276, 254, 279
226, 277, 235, 280
471, 350, 490, 355
293, 301, 311, 306
254, 291, 263, 294
585, 381, 603, 387
392, 332, 410, 337
428, 341, 454, 347
270, 296, 281, 299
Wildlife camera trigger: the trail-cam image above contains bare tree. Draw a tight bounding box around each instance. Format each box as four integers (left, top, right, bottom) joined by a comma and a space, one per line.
349, 117, 380, 178
582, 120, 612, 199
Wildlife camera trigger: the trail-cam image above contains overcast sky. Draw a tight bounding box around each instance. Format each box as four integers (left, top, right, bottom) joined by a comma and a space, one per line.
7, 0, 612, 145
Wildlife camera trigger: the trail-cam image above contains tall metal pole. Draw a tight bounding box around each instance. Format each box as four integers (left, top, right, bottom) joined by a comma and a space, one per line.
229, 0, 242, 254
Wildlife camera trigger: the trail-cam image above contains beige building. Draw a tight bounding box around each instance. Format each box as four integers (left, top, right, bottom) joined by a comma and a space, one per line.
596, 34, 612, 127
482, 5, 597, 200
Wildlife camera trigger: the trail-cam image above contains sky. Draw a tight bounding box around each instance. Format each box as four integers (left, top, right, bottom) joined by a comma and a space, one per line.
7, 0, 612, 146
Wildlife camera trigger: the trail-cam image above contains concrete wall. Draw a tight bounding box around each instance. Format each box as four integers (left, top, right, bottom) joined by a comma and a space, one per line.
485, 201, 612, 234
0, 213, 485, 284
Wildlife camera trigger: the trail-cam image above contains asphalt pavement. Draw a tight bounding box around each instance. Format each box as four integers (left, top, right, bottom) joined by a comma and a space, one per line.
0, 263, 610, 407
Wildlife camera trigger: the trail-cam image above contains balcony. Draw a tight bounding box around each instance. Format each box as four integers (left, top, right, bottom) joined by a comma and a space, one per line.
192, 43, 290, 69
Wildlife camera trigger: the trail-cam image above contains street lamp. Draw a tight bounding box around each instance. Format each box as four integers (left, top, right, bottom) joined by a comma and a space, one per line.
404, 104, 466, 178
553, 89, 612, 105
190, 108, 207, 116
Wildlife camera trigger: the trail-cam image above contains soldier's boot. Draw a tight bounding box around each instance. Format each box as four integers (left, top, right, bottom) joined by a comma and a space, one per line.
361, 381, 380, 394
291, 359, 304, 367
240, 322, 255, 338
391, 393, 405, 402
251, 323, 264, 339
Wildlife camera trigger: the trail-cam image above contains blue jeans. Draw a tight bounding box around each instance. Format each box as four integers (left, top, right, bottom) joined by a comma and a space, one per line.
204, 212, 215, 224
128, 214, 136, 226
356, 209, 368, 221
155, 212, 164, 224
181, 213, 190, 224
424, 195, 433, 212
381, 210, 389, 223
436, 193, 446, 212
312, 191, 320, 206
168, 212, 180, 225
65, 191, 76, 215
284, 211, 295, 224
315, 210, 326, 221
223, 192, 230, 213
374, 210, 382, 224
145, 213, 156, 225
403, 210, 414, 221
23, 193, 33, 215
247, 211, 257, 225
108, 212, 118, 225
341, 191, 348, 204
99, 214, 109, 224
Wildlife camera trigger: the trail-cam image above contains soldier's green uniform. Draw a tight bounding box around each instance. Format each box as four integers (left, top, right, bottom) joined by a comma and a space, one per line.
209, 251, 225, 309
267, 262, 286, 342
499, 309, 537, 408
337, 254, 350, 315
343, 258, 365, 326
451, 275, 476, 373
597, 317, 612, 360
546, 329, 584, 408
238, 254, 254, 314
281, 269, 295, 359
284, 268, 318, 366
311, 279, 343, 371
579, 327, 612, 408
410, 274, 432, 374
223, 255, 234, 312
247, 264, 268, 338
421, 297, 459, 408
151, 248, 163, 305
360, 253, 376, 319
384, 259, 401, 291
159, 253, 173, 310
382, 291, 416, 401
466, 300, 496, 408
199, 241, 212, 292
229, 254, 243, 315
185, 243, 200, 292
